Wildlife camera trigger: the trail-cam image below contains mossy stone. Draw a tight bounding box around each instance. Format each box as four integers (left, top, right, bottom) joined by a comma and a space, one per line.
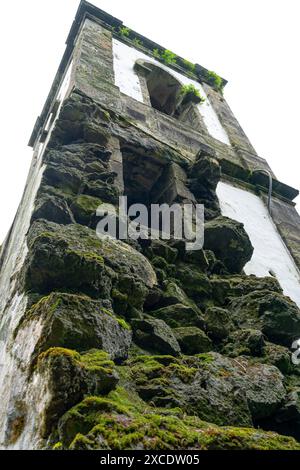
229, 290, 300, 346
70, 194, 102, 225
173, 327, 212, 354
36, 347, 119, 437
19, 293, 132, 362
204, 216, 253, 274
149, 303, 205, 329
56, 386, 300, 450
132, 318, 181, 356
204, 306, 234, 340
222, 329, 265, 357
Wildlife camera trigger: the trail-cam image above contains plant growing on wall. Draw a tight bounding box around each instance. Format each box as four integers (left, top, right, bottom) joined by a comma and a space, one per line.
152, 48, 161, 59
133, 38, 143, 48
152, 48, 177, 65
161, 49, 177, 65
179, 84, 205, 104
119, 26, 131, 37
182, 59, 196, 75
205, 70, 224, 92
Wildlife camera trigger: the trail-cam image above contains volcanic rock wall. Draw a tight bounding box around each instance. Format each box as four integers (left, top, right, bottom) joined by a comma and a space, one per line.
1, 4, 300, 450
0, 90, 300, 450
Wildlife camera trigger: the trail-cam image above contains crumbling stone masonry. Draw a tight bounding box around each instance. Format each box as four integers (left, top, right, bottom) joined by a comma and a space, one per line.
0, 1, 300, 450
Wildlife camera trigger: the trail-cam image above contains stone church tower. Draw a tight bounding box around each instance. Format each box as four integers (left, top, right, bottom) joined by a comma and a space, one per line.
0, 0, 300, 450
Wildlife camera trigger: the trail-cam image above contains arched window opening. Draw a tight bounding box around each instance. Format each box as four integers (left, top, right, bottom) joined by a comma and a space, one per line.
146, 66, 181, 116
134, 61, 202, 123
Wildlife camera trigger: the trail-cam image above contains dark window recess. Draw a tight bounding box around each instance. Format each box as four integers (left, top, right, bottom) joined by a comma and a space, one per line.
135, 60, 202, 124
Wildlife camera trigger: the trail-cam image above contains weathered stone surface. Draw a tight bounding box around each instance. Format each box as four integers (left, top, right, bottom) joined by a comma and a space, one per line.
204, 306, 234, 340
225, 274, 282, 297
229, 290, 300, 346
204, 250, 228, 275
256, 381, 300, 442
209, 274, 282, 306
271, 197, 300, 271
44, 143, 112, 174
188, 154, 221, 220
128, 353, 286, 425
175, 263, 212, 302
222, 329, 265, 357
279, 389, 300, 421
204, 216, 254, 273
132, 317, 180, 355
149, 303, 205, 329
151, 162, 195, 205
16, 89, 299, 449
56, 387, 300, 450
70, 194, 103, 226
20, 293, 132, 362
144, 240, 178, 264
24, 220, 156, 303
261, 342, 292, 375
2, 8, 300, 450
191, 154, 221, 190
36, 348, 119, 436
50, 95, 111, 148
182, 249, 209, 271
32, 194, 74, 225
42, 142, 120, 211
173, 326, 212, 354
159, 280, 200, 309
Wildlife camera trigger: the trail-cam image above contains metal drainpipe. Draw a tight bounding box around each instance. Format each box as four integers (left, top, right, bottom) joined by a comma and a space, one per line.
252, 169, 273, 215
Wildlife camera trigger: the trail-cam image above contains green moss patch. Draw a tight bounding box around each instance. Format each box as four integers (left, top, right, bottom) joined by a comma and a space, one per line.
57, 387, 300, 450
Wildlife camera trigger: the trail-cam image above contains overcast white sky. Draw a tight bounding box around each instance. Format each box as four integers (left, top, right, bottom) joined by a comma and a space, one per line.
0, 0, 299, 243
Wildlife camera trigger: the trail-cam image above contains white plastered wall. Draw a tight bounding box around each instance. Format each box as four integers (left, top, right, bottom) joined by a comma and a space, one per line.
217, 181, 300, 307
112, 39, 230, 146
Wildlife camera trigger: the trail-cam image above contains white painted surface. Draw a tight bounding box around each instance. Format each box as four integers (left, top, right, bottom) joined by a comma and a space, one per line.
217, 181, 300, 307
112, 39, 230, 145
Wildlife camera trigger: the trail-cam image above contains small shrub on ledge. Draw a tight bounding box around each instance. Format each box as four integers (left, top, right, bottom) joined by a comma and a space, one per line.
179, 84, 205, 104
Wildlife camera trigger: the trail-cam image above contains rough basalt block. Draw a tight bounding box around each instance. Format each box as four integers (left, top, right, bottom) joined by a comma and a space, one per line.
36, 348, 119, 436
229, 290, 300, 346
173, 326, 212, 354
24, 220, 157, 300
132, 317, 181, 356
19, 293, 132, 362
204, 216, 254, 273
